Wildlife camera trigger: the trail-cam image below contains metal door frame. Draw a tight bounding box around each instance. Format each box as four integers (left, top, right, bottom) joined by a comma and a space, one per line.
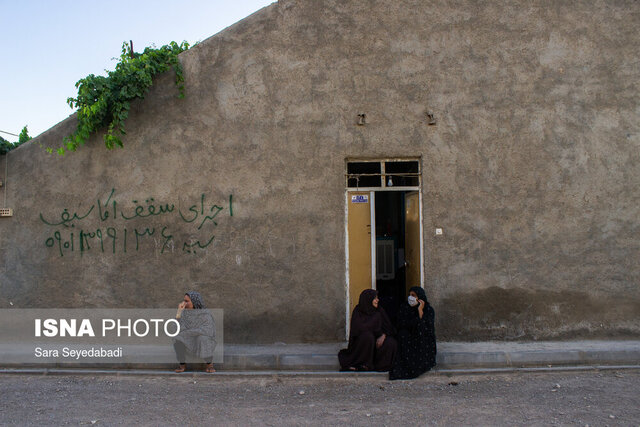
344, 158, 424, 339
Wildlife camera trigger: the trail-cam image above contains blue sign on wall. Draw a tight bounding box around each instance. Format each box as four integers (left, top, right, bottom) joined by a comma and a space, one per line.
351, 195, 369, 203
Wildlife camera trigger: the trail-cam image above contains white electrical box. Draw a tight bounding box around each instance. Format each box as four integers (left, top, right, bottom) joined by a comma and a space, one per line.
0, 208, 13, 217
376, 239, 395, 280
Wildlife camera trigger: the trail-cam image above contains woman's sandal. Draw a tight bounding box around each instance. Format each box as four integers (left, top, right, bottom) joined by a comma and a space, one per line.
174, 364, 186, 373
205, 363, 216, 373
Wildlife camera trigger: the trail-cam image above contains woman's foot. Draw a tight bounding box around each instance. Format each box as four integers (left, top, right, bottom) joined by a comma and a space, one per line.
174, 364, 186, 373
205, 363, 215, 373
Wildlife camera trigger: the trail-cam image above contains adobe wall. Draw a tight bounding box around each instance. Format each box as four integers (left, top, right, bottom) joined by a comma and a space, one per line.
1, 0, 638, 342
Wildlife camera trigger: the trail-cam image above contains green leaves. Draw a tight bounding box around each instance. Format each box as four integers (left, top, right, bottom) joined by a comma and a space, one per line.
1, 126, 31, 155
55, 41, 190, 155
0, 136, 12, 155
18, 126, 32, 144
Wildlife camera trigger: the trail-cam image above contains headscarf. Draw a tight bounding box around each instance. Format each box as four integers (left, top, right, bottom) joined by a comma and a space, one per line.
350, 289, 395, 338
409, 286, 427, 304
186, 291, 205, 309
356, 289, 378, 315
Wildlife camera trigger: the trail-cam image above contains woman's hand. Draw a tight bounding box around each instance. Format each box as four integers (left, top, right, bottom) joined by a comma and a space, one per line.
418, 299, 425, 318
376, 334, 386, 349
176, 301, 186, 319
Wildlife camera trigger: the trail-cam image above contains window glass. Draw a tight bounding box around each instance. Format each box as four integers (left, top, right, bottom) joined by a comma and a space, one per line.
347, 162, 381, 187
347, 160, 420, 188
385, 161, 419, 187
384, 161, 419, 174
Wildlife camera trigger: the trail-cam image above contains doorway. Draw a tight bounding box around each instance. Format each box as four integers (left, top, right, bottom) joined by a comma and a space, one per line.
345, 159, 423, 332
374, 191, 421, 323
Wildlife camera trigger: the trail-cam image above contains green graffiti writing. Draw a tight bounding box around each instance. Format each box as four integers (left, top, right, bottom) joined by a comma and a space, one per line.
183, 235, 215, 254
97, 188, 116, 222
134, 227, 155, 251
40, 188, 230, 226
40, 188, 234, 257
178, 193, 205, 223
40, 206, 95, 228
121, 199, 175, 220
197, 205, 223, 230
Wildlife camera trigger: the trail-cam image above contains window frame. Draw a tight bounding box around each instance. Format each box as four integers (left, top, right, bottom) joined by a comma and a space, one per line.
345, 158, 421, 191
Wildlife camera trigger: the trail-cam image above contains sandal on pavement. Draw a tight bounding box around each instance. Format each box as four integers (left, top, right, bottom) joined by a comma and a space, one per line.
205, 364, 216, 373
174, 364, 186, 373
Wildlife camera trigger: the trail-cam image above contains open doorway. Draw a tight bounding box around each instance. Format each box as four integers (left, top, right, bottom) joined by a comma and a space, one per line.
374, 190, 421, 323
345, 159, 423, 333
375, 192, 407, 323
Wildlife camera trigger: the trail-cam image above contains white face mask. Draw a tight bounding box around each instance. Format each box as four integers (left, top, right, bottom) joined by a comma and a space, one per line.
408, 295, 419, 307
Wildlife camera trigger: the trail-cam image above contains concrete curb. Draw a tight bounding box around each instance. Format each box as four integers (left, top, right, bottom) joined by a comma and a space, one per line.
1, 365, 639, 378
222, 341, 640, 371
2, 341, 638, 372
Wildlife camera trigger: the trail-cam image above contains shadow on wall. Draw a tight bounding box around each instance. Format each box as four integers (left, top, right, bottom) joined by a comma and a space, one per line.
437, 286, 640, 341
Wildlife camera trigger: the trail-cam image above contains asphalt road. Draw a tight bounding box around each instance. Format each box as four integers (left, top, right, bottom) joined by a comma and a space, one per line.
0, 369, 638, 426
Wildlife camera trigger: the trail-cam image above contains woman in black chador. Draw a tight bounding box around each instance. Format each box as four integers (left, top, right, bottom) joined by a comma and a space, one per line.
389, 286, 437, 380
339, 289, 397, 371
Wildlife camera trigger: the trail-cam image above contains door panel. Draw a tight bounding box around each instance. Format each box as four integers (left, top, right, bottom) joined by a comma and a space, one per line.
348, 192, 372, 314
404, 191, 421, 295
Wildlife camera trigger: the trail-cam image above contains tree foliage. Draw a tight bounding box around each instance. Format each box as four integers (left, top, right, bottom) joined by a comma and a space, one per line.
0, 126, 31, 155
0, 136, 11, 155
53, 41, 190, 155
18, 126, 32, 144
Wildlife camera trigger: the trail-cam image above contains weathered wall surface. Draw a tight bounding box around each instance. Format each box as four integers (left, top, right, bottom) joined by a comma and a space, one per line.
0, 0, 638, 342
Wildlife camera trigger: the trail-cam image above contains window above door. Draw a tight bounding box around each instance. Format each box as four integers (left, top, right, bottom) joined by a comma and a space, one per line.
346, 159, 421, 189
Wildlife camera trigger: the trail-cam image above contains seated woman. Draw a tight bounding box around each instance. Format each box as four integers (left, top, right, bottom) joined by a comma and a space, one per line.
339, 289, 397, 371
173, 291, 216, 373
389, 286, 437, 380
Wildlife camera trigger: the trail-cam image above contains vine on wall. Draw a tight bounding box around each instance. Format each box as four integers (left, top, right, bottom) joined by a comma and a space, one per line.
53, 41, 190, 155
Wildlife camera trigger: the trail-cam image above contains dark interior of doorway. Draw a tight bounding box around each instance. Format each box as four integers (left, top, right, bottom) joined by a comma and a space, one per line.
375, 191, 407, 324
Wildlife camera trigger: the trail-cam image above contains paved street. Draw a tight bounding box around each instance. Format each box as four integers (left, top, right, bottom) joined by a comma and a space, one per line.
0, 369, 638, 425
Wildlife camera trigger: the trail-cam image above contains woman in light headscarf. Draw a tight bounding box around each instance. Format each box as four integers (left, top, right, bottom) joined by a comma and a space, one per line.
338, 289, 397, 371
173, 291, 216, 373
389, 286, 436, 380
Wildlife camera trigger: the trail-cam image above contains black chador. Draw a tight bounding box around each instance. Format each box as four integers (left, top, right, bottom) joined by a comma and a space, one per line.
389, 286, 437, 380
339, 289, 397, 371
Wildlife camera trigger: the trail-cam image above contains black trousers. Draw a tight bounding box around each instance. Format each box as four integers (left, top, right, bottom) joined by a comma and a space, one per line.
173, 341, 213, 364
